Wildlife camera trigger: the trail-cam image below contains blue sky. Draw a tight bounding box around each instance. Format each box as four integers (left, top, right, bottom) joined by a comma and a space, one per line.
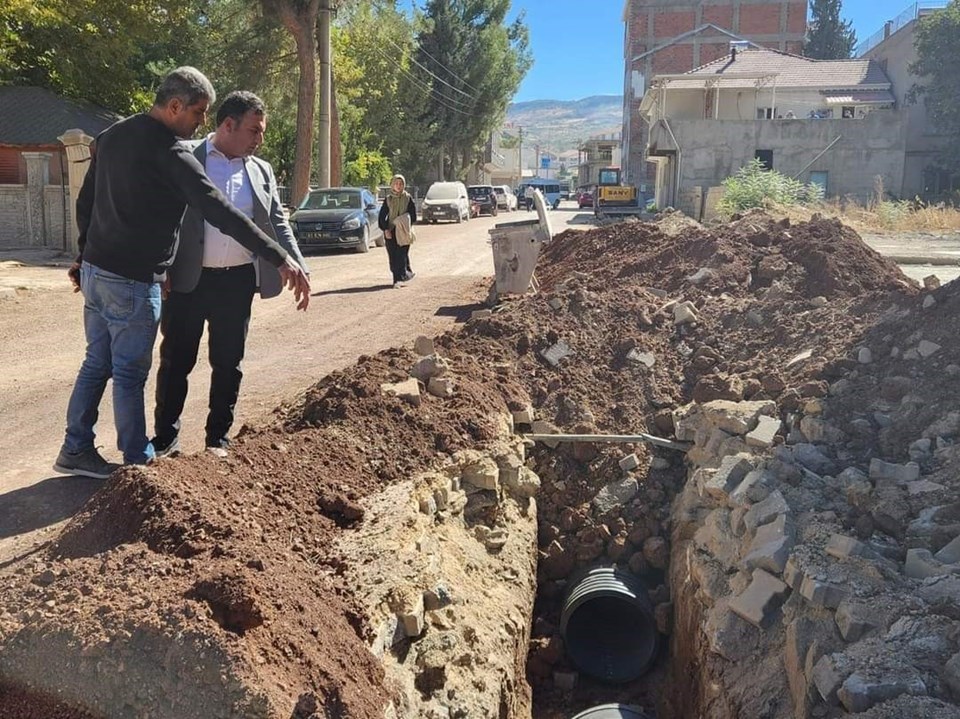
408, 0, 924, 102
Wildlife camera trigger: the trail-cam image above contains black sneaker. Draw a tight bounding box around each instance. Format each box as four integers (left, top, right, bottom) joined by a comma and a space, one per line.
53, 447, 121, 480
403, 271, 416, 282
151, 436, 181, 459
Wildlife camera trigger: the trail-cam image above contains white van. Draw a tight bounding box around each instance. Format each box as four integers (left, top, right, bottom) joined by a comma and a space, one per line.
421, 181, 470, 224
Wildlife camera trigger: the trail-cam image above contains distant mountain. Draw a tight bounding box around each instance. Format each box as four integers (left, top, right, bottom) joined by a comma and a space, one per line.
505, 95, 623, 152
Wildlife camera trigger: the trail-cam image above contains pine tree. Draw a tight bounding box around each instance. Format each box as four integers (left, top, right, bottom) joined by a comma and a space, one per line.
805, 0, 857, 59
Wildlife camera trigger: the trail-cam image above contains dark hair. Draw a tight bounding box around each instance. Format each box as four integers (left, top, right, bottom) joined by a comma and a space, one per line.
154, 66, 216, 108
216, 91, 266, 126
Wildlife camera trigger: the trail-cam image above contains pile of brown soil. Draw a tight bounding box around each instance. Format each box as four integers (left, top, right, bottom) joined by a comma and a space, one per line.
1, 211, 943, 719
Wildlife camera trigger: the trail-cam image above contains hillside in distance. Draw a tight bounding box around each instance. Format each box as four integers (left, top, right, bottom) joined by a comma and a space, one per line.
505, 95, 623, 152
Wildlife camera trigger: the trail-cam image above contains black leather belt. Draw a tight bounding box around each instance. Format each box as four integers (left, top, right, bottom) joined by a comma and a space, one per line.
201, 264, 253, 274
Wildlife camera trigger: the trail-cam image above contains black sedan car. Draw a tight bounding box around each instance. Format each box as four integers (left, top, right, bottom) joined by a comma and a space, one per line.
289, 187, 384, 253
467, 185, 499, 217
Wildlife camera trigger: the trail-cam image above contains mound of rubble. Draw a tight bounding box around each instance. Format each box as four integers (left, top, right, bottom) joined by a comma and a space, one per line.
1, 211, 959, 719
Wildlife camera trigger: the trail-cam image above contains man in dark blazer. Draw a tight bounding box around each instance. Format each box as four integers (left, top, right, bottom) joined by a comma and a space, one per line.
152, 91, 309, 458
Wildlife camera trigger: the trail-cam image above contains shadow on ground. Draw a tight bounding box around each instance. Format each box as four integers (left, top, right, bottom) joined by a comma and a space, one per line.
0, 476, 101, 541
434, 302, 484, 323
312, 283, 394, 297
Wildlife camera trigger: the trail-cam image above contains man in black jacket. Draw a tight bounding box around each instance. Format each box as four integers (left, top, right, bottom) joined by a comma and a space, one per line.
53, 67, 310, 479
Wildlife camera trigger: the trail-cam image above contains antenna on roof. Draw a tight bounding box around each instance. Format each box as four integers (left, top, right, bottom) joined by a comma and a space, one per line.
729, 39, 750, 60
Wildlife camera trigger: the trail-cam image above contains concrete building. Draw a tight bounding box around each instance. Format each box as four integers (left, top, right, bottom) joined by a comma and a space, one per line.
639, 47, 904, 212
621, 0, 807, 187
859, 0, 954, 198
578, 132, 623, 187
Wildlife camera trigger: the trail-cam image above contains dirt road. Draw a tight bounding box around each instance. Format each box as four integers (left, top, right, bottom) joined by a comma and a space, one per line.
0, 207, 583, 565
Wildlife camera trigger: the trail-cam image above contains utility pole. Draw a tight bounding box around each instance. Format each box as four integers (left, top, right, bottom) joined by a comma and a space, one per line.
534, 143, 540, 178
318, 0, 333, 188
517, 126, 523, 187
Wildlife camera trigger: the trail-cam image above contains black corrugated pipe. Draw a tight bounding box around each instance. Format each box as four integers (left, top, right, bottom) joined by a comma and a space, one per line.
571, 704, 651, 718
560, 566, 658, 683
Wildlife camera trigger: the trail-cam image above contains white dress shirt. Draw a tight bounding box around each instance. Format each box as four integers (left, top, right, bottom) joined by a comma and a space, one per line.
202, 137, 257, 268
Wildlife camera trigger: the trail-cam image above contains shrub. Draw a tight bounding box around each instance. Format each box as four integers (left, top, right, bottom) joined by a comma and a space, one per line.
718, 158, 824, 216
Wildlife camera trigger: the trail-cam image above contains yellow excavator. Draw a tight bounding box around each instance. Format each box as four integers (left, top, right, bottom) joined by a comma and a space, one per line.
594, 167, 644, 218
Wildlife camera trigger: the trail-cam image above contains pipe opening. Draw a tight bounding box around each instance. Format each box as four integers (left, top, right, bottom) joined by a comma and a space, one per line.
561, 567, 658, 684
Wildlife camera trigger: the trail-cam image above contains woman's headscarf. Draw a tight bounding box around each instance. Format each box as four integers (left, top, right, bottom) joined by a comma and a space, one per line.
386, 174, 409, 223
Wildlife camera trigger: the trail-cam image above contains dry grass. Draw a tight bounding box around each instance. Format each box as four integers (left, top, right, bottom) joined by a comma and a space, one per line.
757, 198, 960, 234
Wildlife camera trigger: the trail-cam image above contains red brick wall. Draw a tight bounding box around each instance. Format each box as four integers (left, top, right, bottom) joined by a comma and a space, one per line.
739, 3, 784, 35
650, 44, 695, 75
787, 1, 808, 33
654, 10, 697, 38
700, 42, 733, 66
702, 5, 735, 29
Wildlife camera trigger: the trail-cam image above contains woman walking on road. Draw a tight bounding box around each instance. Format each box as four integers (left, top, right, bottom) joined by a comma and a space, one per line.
378, 174, 416, 288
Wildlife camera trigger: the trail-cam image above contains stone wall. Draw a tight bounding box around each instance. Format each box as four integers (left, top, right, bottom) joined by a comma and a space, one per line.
661, 398, 960, 718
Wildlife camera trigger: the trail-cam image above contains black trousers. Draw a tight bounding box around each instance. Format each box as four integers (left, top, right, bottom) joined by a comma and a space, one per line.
154, 264, 256, 448
385, 236, 411, 283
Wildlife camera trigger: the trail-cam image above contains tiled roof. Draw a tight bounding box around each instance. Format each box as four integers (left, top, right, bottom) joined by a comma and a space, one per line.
0, 86, 120, 146
661, 48, 892, 90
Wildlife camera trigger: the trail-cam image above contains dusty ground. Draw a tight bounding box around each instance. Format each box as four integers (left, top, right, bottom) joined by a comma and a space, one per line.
2, 207, 958, 718
0, 207, 580, 568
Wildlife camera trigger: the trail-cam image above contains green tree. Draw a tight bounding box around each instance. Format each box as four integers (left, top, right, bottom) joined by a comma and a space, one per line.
909, 0, 960, 175
1, 0, 206, 112
414, 0, 531, 179
804, 0, 856, 60
334, 0, 434, 184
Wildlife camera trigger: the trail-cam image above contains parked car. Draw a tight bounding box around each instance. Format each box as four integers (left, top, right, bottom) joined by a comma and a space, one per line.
289, 187, 383, 253
493, 185, 517, 212
467, 185, 499, 216
421, 181, 470, 223
578, 189, 595, 208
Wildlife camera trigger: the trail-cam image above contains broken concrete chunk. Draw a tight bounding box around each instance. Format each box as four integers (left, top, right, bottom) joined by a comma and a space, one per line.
687, 267, 716, 285
592, 477, 639, 514
413, 335, 435, 356
729, 469, 771, 507
729, 568, 790, 629
511, 404, 534, 425
825, 534, 876, 562
741, 514, 795, 575
410, 353, 451, 382
917, 340, 941, 358
461, 456, 500, 492
427, 376, 455, 398
837, 672, 927, 713
905, 548, 956, 580
743, 490, 789, 534
834, 600, 880, 643
618, 453, 640, 472
673, 301, 699, 325
381, 378, 422, 406
470, 309, 492, 320
626, 348, 656, 368
869, 458, 920, 485
791, 443, 836, 475
799, 575, 848, 610
934, 534, 960, 565
700, 400, 777, 435
503, 467, 541, 499
746, 415, 781, 448
812, 654, 846, 704
944, 652, 960, 698
924, 274, 941, 290
548, 297, 563, 310
857, 347, 873, 364
923, 295, 936, 310
531, 419, 561, 448
540, 340, 572, 367
700, 455, 753, 502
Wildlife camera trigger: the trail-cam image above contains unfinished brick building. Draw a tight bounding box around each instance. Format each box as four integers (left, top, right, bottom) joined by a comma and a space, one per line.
621, 0, 808, 185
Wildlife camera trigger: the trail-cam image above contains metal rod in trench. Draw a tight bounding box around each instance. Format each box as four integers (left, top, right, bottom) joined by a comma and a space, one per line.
527, 433, 690, 452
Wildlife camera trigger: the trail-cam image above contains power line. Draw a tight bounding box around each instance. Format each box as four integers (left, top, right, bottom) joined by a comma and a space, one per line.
381, 34, 478, 101
374, 46, 477, 116
368, 0, 482, 99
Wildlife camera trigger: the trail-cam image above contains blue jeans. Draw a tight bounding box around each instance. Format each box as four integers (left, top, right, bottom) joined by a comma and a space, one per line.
62, 262, 162, 464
